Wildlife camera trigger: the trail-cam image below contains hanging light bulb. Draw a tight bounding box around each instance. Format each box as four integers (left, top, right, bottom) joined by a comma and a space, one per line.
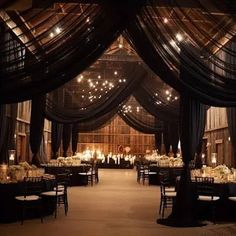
163, 18, 168, 24
55, 27, 61, 34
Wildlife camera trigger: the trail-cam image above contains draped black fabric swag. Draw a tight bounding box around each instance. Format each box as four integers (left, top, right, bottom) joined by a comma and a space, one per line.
0, 2, 144, 103
45, 63, 146, 123
51, 121, 63, 159
124, 4, 236, 106
119, 111, 163, 134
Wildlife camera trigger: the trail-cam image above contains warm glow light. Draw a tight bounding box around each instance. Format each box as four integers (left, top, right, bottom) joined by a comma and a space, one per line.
176, 33, 183, 42
118, 43, 123, 48
98, 75, 101, 79
163, 18, 168, 24
167, 97, 170, 101
50, 32, 54, 38
123, 79, 126, 82
86, 17, 90, 23
175, 96, 178, 100
119, 79, 122, 83
55, 27, 61, 34
114, 71, 118, 75
165, 90, 170, 95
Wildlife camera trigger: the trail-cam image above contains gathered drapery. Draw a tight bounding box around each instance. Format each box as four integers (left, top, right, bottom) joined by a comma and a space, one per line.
45, 63, 147, 123
0, 2, 144, 103
171, 95, 207, 225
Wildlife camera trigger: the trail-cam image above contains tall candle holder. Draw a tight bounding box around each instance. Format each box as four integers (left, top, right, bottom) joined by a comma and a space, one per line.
8, 150, 16, 166
211, 153, 217, 168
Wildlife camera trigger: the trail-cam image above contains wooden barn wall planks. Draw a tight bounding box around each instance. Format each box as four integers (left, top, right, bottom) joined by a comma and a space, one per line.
204, 107, 235, 167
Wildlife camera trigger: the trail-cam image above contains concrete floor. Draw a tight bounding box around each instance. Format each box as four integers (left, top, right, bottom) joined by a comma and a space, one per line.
0, 169, 236, 236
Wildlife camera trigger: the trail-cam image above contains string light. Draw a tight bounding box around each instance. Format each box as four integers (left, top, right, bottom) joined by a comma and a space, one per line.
50, 32, 54, 38
114, 71, 118, 75
163, 18, 168, 24
176, 33, 183, 42
55, 27, 61, 34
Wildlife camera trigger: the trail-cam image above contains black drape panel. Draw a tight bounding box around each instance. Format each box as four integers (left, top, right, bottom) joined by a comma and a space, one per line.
30, 96, 46, 166
195, 108, 207, 168
0, 105, 7, 164
0, 104, 17, 164
72, 125, 78, 155
227, 107, 236, 160
168, 123, 179, 157
171, 95, 207, 225
163, 122, 170, 155
62, 124, 72, 157
51, 121, 62, 159
155, 132, 162, 154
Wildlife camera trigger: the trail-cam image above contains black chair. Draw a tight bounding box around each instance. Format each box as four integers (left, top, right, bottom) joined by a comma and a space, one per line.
136, 164, 144, 183
195, 176, 219, 223
15, 176, 44, 224
91, 164, 99, 184
78, 165, 93, 186
159, 172, 176, 218
41, 173, 69, 218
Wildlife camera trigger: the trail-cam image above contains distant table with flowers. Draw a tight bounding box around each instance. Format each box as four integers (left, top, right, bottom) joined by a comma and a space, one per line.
172, 165, 236, 221
42, 164, 92, 186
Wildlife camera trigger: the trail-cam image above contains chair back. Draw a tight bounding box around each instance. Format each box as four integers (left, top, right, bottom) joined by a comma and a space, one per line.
22, 176, 43, 197
195, 176, 215, 197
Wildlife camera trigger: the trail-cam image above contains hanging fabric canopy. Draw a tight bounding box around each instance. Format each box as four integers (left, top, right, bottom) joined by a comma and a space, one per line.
0, 1, 144, 103
44, 62, 147, 123
124, 1, 236, 106
118, 96, 164, 134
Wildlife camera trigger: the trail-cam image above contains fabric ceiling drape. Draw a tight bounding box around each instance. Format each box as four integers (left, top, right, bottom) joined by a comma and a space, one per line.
124, 2, 236, 106
45, 63, 146, 123
0, 2, 144, 103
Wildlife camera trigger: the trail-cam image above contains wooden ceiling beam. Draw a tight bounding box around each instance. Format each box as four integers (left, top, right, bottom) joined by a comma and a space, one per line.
3, 0, 234, 15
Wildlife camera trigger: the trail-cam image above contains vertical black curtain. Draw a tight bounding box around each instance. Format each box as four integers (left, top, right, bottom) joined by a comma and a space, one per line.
195, 108, 207, 168
163, 122, 170, 155
72, 125, 79, 155
168, 123, 179, 157
30, 96, 46, 166
62, 124, 72, 157
154, 132, 162, 154
171, 95, 207, 225
51, 121, 62, 159
0, 105, 7, 164
0, 104, 18, 164
227, 107, 236, 160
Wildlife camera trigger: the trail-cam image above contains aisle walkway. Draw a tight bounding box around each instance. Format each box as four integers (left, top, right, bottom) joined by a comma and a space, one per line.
1, 169, 236, 236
